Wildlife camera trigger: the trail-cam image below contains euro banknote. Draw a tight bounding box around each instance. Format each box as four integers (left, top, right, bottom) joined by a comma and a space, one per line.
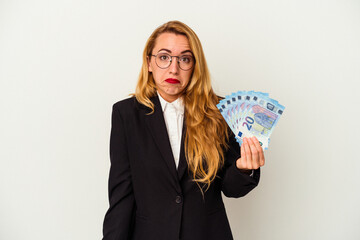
217, 91, 285, 150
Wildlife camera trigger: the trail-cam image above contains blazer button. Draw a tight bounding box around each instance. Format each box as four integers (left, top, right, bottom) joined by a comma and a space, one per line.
175, 195, 182, 204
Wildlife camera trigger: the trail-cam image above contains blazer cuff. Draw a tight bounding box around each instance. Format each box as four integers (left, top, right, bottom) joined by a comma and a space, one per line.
234, 164, 255, 177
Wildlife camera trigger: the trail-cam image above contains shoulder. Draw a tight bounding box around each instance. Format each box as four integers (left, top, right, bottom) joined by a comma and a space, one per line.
112, 95, 157, 118
113, 96, 138, 109
111, 97, 140, 120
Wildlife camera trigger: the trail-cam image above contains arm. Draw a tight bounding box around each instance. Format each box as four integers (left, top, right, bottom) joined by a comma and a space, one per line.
221, 131, 261, 198
102, 103, 136, 240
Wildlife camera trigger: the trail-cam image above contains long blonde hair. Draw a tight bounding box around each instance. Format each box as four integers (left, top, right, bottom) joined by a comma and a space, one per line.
135, 20, 229, 192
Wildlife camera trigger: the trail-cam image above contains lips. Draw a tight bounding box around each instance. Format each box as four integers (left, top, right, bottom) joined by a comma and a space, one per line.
165, 78, 180, 84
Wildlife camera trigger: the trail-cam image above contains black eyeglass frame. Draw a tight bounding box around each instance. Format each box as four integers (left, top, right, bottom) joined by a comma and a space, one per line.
150, 53, 195, 71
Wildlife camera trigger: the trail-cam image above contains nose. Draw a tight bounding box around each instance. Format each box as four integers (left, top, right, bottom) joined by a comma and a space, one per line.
168, 57, 180, 74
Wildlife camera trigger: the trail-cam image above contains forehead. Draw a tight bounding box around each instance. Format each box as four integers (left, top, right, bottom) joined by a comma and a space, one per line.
153, 32, 191, 54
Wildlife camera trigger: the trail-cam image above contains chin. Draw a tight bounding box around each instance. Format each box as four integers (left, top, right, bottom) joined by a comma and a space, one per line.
165, 88, 181, 95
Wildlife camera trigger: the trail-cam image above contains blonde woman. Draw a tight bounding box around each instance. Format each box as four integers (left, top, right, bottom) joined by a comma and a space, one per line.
102, 20, 265, 240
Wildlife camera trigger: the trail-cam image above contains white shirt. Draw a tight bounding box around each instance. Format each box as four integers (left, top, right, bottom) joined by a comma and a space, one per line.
157, 93, 184, 169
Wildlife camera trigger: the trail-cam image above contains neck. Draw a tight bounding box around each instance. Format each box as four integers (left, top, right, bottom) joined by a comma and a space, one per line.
157, 92, 181, 103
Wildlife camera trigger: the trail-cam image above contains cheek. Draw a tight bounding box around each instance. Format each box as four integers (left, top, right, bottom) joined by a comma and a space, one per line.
182, 72, 193, 86
152, 70, 164, 85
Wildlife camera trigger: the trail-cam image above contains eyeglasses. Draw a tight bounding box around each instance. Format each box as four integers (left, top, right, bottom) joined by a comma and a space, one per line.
150, 53, 195, 71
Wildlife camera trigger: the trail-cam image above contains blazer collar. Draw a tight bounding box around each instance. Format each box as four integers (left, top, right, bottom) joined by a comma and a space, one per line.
142, 95, 188, 186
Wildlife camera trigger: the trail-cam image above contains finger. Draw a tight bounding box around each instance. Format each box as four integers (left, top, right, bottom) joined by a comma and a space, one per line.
251, 137, 265, 167
248, 137, 260, 169
251, 137, 262, 166
238, 142, 246, 169
243, 138, 253, 169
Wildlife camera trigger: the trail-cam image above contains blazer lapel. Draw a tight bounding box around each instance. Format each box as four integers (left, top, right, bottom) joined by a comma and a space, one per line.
142, 96, 180, 184
177, 123, 188, 181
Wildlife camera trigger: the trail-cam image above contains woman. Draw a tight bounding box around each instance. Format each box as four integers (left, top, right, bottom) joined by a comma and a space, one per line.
102, 20, 265, 240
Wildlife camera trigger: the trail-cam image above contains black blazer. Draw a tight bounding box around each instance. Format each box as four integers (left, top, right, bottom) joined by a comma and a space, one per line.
102, 95, 260, 240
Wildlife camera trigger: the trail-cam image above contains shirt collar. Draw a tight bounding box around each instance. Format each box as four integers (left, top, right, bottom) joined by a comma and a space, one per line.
157, 92, 184, 115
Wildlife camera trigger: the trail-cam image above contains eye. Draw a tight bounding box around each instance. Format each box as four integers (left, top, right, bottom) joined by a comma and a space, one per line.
158, 54, 170, 61
180, 55, 192, 63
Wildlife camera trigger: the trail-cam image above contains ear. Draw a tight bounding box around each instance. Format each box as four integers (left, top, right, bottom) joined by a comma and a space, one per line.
147, 56, 152, 72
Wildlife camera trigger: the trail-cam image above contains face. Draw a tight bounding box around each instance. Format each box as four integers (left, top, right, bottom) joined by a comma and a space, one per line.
148, 32, 194, 103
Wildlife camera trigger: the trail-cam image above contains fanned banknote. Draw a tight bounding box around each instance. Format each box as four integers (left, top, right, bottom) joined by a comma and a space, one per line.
217, 91, 285, 150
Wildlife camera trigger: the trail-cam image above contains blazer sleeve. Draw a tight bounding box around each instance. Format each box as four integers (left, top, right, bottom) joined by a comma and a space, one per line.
102, 103, 136, 240
220, 130, 261, 198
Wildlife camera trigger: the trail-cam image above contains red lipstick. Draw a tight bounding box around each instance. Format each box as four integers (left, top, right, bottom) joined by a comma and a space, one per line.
165, 78, 180, 84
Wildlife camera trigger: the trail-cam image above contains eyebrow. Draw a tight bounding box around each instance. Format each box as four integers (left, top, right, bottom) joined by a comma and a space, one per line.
157, 48, 193, 55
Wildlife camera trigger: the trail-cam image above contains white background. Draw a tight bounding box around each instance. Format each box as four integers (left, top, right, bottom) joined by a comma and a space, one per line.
1, 0, 359, 239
